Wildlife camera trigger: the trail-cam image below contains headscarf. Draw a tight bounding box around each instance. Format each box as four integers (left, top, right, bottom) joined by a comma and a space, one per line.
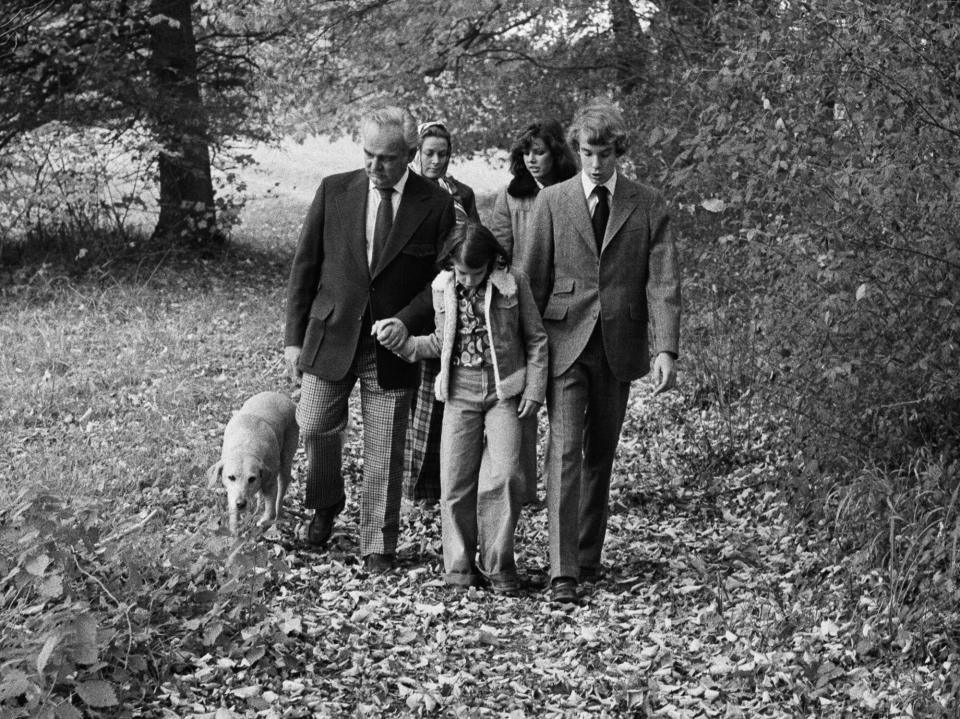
413, 120, 469, 222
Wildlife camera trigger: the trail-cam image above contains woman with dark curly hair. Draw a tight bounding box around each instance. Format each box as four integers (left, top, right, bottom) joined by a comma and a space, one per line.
489, 119, 578, 263
489, 119, 577, 506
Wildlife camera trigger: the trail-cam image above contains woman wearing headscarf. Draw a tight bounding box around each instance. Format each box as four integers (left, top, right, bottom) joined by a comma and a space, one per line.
404, 121, 481, 504
489, 119, 578, 504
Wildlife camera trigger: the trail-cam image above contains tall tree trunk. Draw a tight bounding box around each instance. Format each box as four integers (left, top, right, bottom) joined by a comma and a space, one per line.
609, 0, 648, 96
148, 0, 220, 243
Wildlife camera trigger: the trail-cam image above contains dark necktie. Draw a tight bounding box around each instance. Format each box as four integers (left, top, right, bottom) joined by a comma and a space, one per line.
592, 185, 609, 252
371, 187, 394, 270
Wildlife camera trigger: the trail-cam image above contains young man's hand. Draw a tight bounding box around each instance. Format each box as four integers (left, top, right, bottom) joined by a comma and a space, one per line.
652, 352, 677, 395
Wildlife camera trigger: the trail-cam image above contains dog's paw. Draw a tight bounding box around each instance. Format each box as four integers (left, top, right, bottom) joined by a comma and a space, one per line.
260, 524, 282, 542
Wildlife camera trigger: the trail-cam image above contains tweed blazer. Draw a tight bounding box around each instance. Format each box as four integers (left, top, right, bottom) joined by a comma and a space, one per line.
521, 172, 680, 381
285, 168, 455, 389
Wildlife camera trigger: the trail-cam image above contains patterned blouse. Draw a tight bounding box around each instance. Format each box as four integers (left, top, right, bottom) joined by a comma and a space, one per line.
451, 281, 491, 367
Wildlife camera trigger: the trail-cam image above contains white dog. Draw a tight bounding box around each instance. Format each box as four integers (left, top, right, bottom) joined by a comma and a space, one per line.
207, 391, 298, 534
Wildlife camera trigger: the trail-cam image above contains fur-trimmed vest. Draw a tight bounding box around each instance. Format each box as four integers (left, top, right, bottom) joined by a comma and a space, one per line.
397, 267, 548, 404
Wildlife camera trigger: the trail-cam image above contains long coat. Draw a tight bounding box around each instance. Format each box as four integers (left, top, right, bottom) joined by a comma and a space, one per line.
521, 173, 681, 380
285, 169, 456, 389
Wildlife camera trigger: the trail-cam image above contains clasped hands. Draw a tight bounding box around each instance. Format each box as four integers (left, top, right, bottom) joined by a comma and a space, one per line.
370, 317, 540, 419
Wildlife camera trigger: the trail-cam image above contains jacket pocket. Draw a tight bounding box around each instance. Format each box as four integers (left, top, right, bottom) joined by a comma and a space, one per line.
302, 300, 335, 366
552, 277, 575, 295
310, 297, 336, 320
543, 277, 574, 321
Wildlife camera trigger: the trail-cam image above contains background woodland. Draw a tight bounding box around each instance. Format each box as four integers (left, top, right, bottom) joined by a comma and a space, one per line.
1, 1, 958, 716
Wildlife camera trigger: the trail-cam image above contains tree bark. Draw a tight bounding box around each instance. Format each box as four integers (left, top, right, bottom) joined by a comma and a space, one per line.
148, 0, 220, 243
609, 0, 648, 95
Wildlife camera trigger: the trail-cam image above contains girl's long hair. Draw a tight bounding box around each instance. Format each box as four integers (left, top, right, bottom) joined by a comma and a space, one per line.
440, 221, 509, 272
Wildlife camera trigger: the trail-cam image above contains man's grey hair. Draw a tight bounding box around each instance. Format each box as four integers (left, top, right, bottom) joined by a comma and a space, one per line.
360, 106, 419, 151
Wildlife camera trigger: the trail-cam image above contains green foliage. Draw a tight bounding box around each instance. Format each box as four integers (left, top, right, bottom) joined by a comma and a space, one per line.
0, 489, 287, 716
637, 0, 960, 468
831, 451, 960, 623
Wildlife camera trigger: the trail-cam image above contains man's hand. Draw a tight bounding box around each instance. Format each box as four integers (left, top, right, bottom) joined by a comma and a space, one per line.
652, 352, 677, 395
371, 317, 409, 352
284, 345, 302, 382
517, 399, 541, 420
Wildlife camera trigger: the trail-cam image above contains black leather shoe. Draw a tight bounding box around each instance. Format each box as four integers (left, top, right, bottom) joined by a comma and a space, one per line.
363, 553, 396, 574
550, 577, 579, 604
307, 497, 345, 547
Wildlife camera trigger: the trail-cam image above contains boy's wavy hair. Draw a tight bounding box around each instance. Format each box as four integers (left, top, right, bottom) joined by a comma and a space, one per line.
440, 221, 509, 272
567, 99, 629, 157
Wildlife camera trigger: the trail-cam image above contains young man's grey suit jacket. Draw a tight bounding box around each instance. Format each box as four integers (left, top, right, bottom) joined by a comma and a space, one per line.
521, 172, 681, 380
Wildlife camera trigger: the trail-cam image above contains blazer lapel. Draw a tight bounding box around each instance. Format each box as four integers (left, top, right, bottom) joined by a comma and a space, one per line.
333, 170, 372, 278
604, 176, 640, 251
372, 176, 430, 277
557, 178, 598, 258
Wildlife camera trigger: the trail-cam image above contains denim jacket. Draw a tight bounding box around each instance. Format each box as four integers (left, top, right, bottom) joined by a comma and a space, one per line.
398, 267, 548, 404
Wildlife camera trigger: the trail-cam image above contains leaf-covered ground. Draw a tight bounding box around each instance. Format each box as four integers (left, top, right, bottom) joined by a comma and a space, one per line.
1, 196, 956, 717
150, 387, 955, 718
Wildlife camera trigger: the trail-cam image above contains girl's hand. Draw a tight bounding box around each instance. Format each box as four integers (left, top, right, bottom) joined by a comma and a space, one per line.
517, 399, 541, 419
371, 318, 409, 351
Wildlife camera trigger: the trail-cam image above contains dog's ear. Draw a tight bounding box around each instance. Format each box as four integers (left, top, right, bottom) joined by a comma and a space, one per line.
206, 460, 224, 489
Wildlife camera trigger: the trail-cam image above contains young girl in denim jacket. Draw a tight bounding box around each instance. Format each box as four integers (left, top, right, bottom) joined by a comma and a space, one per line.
373, 222, 548, 593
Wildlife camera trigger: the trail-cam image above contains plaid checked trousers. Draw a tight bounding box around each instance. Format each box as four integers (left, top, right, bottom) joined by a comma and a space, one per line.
403, 359, 443, 501
297, 335, 412, 556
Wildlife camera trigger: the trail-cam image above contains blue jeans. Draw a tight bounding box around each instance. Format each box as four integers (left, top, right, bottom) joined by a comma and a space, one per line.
440, 365, 523, 586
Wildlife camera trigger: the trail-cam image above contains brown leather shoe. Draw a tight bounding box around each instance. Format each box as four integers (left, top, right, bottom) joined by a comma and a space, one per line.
550, 577, 579, 604
307, 497, 345, 547
363, 553, 396, 574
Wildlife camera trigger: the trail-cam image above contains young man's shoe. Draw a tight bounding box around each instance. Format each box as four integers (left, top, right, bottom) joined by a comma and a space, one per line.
550, 577, 579, 604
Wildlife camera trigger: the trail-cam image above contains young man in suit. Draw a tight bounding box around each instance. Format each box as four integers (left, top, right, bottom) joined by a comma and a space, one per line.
284, 106, 456, 573
521, 100, 681, 603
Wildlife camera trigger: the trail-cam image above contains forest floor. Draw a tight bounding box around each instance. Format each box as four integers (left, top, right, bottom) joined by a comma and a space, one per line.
1, 183, 956, 717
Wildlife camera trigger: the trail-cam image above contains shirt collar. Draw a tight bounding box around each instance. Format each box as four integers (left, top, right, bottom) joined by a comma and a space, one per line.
581, 170, 617, 200
370, 168, 410, 196
456, 279, 485, 299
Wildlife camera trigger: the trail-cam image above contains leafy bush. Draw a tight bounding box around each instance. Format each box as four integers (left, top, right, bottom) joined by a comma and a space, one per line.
635, 0, 960, 468
0, 489, 285, 716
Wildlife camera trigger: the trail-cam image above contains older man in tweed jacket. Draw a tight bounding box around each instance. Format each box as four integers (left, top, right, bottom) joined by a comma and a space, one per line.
521, 100, 681, 604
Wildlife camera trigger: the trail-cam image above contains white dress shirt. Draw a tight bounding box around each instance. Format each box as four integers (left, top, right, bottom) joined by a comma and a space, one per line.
580, 171, 618, 217
365, 169, 409, 266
